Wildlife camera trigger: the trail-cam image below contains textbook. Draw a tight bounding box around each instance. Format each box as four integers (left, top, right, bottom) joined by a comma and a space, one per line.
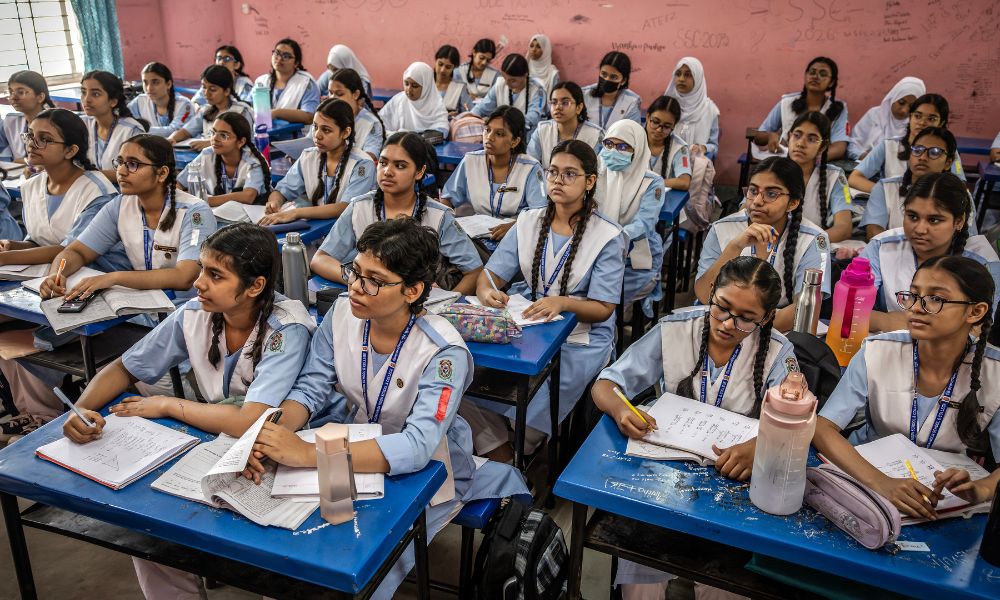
23, 266, 105, 294
456, 215, 514, 239
0, 263, 49, 281
39, 287, 175, 334
212, 200, 268, 224
272, 424, 384, 501
624, 392, 759, 466
151, 408, 318, 530
35, 414, 199, 490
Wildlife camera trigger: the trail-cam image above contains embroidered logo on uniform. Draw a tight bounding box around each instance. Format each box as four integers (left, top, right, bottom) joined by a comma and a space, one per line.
655, 187, 662, 200
396, 378, 404, 388
536, 168, 543, 181
358, 165, 366, 177
437, 359, 453, 382
816, 236, 828, 251
785, 356, 800, 372
268, 332, 284, 353
192, 212, 202, 225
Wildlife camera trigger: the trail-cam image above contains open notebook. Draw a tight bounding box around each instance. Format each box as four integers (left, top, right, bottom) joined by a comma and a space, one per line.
0, 263, 49, 281
272, 425, 384, 501
39, 287, 175, 334
456, 215, 514, 239
22, 266, 105, 294
465, 294, 564, 328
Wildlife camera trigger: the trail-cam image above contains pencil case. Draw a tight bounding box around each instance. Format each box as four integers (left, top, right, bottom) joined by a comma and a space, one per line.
437, 304, 521, 344
804, 464, 900, 550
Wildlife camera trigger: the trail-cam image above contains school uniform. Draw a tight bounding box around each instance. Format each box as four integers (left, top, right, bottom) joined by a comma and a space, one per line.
0, 112, 29, 161
820, 331, 1000, 460
380, 63, 450, 138
253, 71, 321, 113
758, 93, 850, 146
698, 211, 832, 307
859, 228, 1000, 312
273, 146, 376, 207
582, 85, 642, 130
862, 175, 978, 235
127, 94, 196, 137
526, 119, 604, 169
664, 57, 722, 159
848, 77, 925, 160
81, 115, 146, 171
181, 101, 254, 139
18, 170, 116, 247
354, 107, 385, 158
648, 133, 692, 181
0, 185, 22, 241
470, 77, 547, 136
317, 71, 373, 99
800, 164, 854, 229
177, 146, 267, 199
192, 75, 254, 105
439, 80, 472, 115
528, 34, 560, 100
318, 45, 373, 99
443, 150, 545, 218
453, 62, 501, 100
854, 138, 966, 182
289, 297, 529, 600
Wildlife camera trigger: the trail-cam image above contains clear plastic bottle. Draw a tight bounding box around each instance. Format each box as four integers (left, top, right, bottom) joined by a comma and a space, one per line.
315, 423, 355, 525
251, 82, 272, 162
825, 256, 877, 367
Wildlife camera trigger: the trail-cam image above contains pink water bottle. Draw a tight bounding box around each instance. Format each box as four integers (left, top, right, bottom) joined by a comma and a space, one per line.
750, 372, 818, 515
825, 256, 877, 367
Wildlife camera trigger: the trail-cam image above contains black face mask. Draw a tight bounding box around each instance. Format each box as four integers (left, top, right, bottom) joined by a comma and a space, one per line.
596, 77, 622, 95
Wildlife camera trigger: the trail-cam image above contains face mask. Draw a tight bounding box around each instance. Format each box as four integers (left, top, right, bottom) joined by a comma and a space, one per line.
596, 77, 621, 95
600, 147, 633, 171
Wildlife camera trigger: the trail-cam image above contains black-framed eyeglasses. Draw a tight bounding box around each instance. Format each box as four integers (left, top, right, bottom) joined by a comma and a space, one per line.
342, 262, 404, 296
543, 168, 583, 184
111, 157, 158, 173
215, 55, 236, 63
602, 139, 633, 153
272, 49, 295, 61
911, 145, 947, 160
646, 117, 674, 133
895, 291, 978, 315
20, 131, 66, 149
708, 302, 762, 333
743, 185, 790, 203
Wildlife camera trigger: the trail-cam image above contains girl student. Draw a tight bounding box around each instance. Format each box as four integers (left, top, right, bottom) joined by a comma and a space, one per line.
168, 65, 254, 152
434, 44, 472, 117
696, 157, 832, 333
754, 56, 849, 160
848, 76, 925, 160
459, 139, 626, 462
62, 223, 315, 600
254, 38, 321, 124
813, 256, 1000, 521
595, 256, 798, 598
310, 132, 482, 294
454, 38, 500, 102
527, 34, 560, 98
79, 70, 148, 180
663, 56, 720, 159
582, 51, 642, 130
0, 183, 19, 242
848, 94, 966, 194
471, 53, 547, 137
317, 44, 372, 98
786, 111, 854, 243
262, 98, 376, 222
527, 81, 603, 169
192, 45, 254, 105
240, 218, 528, 600
176, 111, 272, 208
645, 95, 692, 191
328, 67, 386, 160
0, 70, 55, 162
860, 172, 1000, 335
126, 62, 195, 137
441, 106, 545, 244
378, 62, 449, 138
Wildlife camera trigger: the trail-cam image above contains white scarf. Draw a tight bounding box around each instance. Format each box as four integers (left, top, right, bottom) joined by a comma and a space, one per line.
528, 34, 558, 94
664, 57, 719, 148
853, 76, 925, 155
326, 44, 371, 83
382, 62, 448, 133
597, 119, 651, 225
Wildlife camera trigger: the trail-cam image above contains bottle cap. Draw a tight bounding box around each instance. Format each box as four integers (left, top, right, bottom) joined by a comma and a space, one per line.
315, 423, 349, 453
803, 268, 823, 286
769, 371, 816, 415
840, 257, 875, 286
285, 232, 301, 245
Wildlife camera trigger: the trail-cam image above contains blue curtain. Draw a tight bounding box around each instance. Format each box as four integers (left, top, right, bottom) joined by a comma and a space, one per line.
69, 0, 124, 76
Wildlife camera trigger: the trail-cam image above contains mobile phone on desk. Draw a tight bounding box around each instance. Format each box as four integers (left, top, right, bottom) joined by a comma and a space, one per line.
57, 291, 101, 313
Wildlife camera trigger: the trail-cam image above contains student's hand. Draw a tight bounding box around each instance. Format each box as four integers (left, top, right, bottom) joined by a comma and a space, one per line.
242, 450, 268, 484
63, 410, 105, 444
522, 296, 565, 322
858, 150, 870, 160
612, 405, 657, 439
766, 132, 782, 153
479, 289, 509, 309
872, 475, 938, 519
835, 246, 862, 261
65, 273, 118, 301
489, 221, 515, 241
690, 144, 707, 157
39, 272, 67, 299
0, 240, 11, 252
252, 422, 315, 468
265, 198, 285, 214
933, 468, 997, 506
189, 139, 211, 152
259, 210, 297, 225
728, 223, 775, 253
109, 395, 174, 419
712, 438, 757, 481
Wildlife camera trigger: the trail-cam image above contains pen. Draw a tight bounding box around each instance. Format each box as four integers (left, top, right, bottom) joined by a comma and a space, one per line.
485, 269, 501, 294
53, 387, 95, 428
54, 257, 66, 288
613, 386, 651, 429
904, 459, 931, 504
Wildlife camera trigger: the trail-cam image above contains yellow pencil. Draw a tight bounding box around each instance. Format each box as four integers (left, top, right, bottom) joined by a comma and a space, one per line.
612, 386, 650, 429
904, 459, 930, 504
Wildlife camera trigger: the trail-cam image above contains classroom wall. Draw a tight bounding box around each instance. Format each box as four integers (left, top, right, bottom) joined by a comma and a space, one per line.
116, 0, 1000, 183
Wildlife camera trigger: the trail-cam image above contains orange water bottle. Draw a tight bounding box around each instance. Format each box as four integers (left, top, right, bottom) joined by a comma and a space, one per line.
825, 257, 877, 366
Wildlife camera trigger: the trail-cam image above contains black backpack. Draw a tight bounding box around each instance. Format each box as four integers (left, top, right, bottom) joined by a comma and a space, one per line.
786, 331, 842, 412
472, 497, 568, 600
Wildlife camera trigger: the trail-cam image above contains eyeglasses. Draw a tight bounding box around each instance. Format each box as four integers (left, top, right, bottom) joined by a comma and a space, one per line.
210, 130, 235, 142
910, 111, 941, 125
341, 262, 404, 296
895, 291, 978, 315
215, 55, 236, 63
272, 49, 295, 61
544, 168, 584, 184
8, 88, 35, 98
602, 139, 633, 153
911, 145, 947, 160
647, 117, 674, 133
20, 131, 66, 149
744, 185, 790, 203
790, 130, 824, 145
549, 98, 574, 108
806, 68, 832, 78
708, 302, 762, 333
112, 157, 158, 173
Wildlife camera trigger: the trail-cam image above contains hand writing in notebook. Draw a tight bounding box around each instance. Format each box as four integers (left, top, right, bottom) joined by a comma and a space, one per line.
711, 438, 757, 481
64, 273, 120, 301
109, 395, 176, 420
489, 220, 515, 241
871, 475, 940, 520
63, 408, 106, 443
933, 468, 998, 508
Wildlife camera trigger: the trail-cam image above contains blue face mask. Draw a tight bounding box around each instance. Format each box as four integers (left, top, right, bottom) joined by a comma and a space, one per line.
600, 147, 633, 172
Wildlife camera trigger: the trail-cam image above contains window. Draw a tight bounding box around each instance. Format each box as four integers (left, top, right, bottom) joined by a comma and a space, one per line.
0, 0, 84, 87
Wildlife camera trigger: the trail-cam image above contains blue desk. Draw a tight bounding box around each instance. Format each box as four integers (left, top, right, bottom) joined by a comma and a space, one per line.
371, 87, 398, 104
435, 141, 482, 166
958, 136, 993, 157
0, 412, 444, 598
974, 161, 1000, 230
276, 218, 336, 246
658, 189, 690, 314
556, 416, 999, 599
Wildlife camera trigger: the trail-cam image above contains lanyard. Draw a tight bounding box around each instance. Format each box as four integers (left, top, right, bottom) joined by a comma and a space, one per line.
379, 201, 419, 221
700, 344, 742, 407
321, 159, 340, 205
749, 226, 782, 266
220, 167, 233, 194
361, 314, 416, 424
93, 118, 117, 164
487, 155, 515, 217
539, 233, 574, 296
909, 342, 962, 448
139, 203, 165, 271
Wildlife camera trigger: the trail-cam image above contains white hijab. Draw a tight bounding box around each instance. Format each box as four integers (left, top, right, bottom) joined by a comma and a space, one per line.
528, 34, 557, 88
383, 62, 448, 132
664, 57, 718, 147
327, 45, 371, 83
598, 119, 651, 225
855, 76, 925, 150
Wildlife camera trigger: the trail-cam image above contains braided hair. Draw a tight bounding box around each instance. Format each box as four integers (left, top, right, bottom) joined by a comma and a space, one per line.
200, 65, 238, 122
269, 38, 304, 97
676, 256, 783, 416
141, 62, 177, 121
500, 54, 531, 115
330, 68, 385, 146
82, 70, 149, 132
466, 39, 497, 83
590, 52, 631, 97
372, 132, 433, 223
127, 134, 179, 230
211, 112, 272, 201
646, 96, 682, 180
900, 127, 957, 196
790, 57, 844, 123
8, 70, 55, 109
215, 45, 249, 79
202, 223, 280, 382
749, 157, 806, 304
789, 111, 833, 227
357, 219, 441, 314
551, 81, 588, 123
309, 98, 355, 206
904, 172, 971, 255
33, 109, 99, 171
897, 94, 950, 160
528, 139, 599, 300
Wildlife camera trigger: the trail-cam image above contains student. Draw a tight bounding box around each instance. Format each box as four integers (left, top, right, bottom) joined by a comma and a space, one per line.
317, 44, 372, 98
79, 70, 148, 180
127, 62, 195, 137
786, 112, 853, 242
264, 98, 376, 222
663, 57, 720, 159
311, 132, 482, 293
192, 45, 254, 105
460, 139, 626, 461
754, 57, 849, 160
645, 96, 692, 191
597, 120, 666, 308
241, 218, 528, 600
61, 223, 315, 600
848, 76, 925, 160
594, 256, 797, 598
254, 38, 321, 124
527, 34, 560, 98
849, 94, 965, 193
453, 38, 499, 101
527, 82, 603, 170
0, 70, 55, 162
860, 172, 1000, 335
378, 62, 449, 138
696, 157, 831, 332
176, 111, 271, 208
814, 256, 1000, 520
441, 106, 545, 244
328, 68, 386, 160
434, 44, 472, 116
0, 171, 21, 241
582, 51, 642, 130
471, 54, 546, 136
168, 65, 254, 151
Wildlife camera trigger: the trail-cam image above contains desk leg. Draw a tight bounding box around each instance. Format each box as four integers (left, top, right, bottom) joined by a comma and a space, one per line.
1, 492, 37, 600
567, 501, 587, 600
513, 378, 529, 471
664, 223, 680, 314
413, 511, 430, 600
976, 184, 993, 231
546, 354, 562, 507
80, 335, 97, 382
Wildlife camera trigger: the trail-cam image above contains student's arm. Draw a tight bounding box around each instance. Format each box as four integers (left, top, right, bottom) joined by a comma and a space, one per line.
826, 107, 850, 161
310, 208, 357, 283
754, 102, 782, 149
825, 175, 854, 243
271, 81, 320, 124
663, 145, 692, 190
848, 169, 875, 194
826, 211, 853, 243
592, 323, 664, 438
471, 84, 499, 118
38, 239, 100, 298
623, 97, 642, 125
861, 182, 889, 241
696, 223, 776, 304
526, 129, 543, 165
703, 112, 720, 159
622, 179, 664, 244
0, 242, 62, 266
439, 157, 470, 206
437, 211, 484, 294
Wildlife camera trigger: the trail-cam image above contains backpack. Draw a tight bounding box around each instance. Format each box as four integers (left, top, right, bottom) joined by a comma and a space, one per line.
679, 153, 719, 233
473, 497, 568, 600
450, 112, 486, 143
785, 331, 842, 412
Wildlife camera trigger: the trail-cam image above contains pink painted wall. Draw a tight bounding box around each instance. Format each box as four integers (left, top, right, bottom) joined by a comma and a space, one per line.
116, 0, 1000, 183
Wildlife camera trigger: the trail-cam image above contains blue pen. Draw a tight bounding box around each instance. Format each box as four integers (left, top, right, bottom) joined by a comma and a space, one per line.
53, 387, 95, 428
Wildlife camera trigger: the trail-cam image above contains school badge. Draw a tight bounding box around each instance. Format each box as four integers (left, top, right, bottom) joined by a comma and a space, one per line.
655, 187, 662, 200
437, 358, 453, 382
268, 331, 284, 353
358, 165, 365, 177
192, 212, 202, 225
396, 378, 404, 388
816, 235, 827, 251
785, 356, 800, 372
